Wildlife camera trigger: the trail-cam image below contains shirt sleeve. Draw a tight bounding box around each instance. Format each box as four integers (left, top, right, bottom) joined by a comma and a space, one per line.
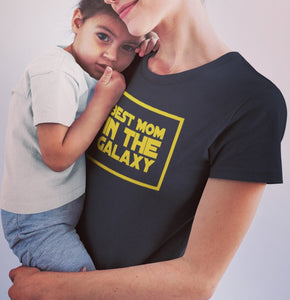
31, 71, 79, 127
209, 85, 287, 184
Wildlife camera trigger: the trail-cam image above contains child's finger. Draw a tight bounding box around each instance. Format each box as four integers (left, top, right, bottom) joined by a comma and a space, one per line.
138, 40, 149, 57
153, 39, 160, 52
143, 39, 157, 56
99, 66, 113, 85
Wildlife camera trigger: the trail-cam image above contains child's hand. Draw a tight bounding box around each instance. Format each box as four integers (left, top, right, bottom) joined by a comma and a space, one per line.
135, 31, 160, 57
93, 66, 125, 109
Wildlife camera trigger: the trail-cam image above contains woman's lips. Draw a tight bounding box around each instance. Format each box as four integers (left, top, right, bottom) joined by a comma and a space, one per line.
117, 0, 138, 19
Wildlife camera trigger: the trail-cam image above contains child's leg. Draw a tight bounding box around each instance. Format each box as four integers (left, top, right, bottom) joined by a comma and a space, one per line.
1, 195, 95, 272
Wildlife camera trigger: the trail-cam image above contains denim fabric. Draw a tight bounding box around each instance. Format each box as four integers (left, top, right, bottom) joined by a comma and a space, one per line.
1, 195, 95, 272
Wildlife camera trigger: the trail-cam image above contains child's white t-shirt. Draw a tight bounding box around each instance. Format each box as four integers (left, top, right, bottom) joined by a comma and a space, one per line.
0, 46, 97, 213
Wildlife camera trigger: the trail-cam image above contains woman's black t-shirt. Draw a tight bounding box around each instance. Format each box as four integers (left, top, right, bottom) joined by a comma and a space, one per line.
78, 52, 287, 269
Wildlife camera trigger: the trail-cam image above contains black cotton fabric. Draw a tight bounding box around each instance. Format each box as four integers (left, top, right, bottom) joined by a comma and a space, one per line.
78, 52, 287, 269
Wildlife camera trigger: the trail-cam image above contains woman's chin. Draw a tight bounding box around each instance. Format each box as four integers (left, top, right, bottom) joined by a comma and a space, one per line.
127, 21, 152, 37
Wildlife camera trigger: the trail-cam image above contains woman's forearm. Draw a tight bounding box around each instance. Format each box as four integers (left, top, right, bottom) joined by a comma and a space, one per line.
79, 258, 212, 300
9, 258, 213, 300
9, 180, 264, 300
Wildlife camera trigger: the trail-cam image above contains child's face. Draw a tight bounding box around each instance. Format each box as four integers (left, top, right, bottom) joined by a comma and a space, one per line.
70, 10, 143, 79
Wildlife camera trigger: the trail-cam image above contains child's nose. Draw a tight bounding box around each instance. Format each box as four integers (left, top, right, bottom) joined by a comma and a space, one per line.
103, 47, 118, 62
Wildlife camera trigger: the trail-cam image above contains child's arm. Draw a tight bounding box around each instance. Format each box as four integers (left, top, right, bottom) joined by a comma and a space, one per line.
37, 67, 124, 172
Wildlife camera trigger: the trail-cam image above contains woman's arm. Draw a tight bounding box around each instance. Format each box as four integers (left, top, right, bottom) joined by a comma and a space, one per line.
37, 67, 125, 172
8, 178, 265, 300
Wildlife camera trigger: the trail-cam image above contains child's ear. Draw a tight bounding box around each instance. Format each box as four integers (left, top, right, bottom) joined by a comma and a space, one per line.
72, 8, 84, 33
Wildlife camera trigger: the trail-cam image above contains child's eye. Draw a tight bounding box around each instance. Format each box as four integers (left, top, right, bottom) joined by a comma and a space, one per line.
97, 33, 110, 42
122, 45, 136, 53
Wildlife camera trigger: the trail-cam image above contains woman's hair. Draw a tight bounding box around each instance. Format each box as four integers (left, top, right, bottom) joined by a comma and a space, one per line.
78, 0, 118, 22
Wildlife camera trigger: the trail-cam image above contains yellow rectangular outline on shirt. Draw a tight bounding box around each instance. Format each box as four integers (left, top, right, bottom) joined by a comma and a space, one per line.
87, 91, 184, 191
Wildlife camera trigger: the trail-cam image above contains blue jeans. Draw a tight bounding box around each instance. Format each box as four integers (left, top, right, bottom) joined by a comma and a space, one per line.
1, 195, 95, 272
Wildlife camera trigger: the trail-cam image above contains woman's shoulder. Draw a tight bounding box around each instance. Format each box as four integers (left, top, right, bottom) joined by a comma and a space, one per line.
212, 52, 285, 107
229, 53, 278, 87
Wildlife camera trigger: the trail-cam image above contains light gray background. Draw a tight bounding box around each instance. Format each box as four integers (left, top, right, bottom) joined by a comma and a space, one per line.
0, 1, 289, 299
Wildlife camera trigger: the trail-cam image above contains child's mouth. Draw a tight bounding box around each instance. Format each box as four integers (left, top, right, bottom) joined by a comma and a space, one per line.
95, 63, 107, 72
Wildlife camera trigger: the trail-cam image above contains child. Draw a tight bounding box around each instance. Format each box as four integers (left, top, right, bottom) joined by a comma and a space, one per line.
0, 0, 157, 272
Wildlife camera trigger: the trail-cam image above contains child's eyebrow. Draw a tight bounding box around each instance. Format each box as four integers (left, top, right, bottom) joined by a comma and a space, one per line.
97, 25, 141, 46
97, 25, 117, 38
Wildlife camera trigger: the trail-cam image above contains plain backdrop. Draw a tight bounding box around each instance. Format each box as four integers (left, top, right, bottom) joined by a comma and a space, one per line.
0, 1, 289, 299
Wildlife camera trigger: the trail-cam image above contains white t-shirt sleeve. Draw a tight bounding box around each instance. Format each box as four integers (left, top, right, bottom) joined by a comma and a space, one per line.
31, 71, 79, 127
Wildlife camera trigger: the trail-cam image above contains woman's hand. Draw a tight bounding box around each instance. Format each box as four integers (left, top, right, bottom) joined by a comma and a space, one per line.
8, 266, 91, 300
9, 266, 42, 300
135, 31, 160, 57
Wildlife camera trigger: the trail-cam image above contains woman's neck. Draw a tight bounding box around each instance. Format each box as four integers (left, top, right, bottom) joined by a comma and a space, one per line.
149, 0, 231, 75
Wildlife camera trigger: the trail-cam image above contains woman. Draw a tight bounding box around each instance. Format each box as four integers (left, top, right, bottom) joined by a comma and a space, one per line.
8, 0, 286, 299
